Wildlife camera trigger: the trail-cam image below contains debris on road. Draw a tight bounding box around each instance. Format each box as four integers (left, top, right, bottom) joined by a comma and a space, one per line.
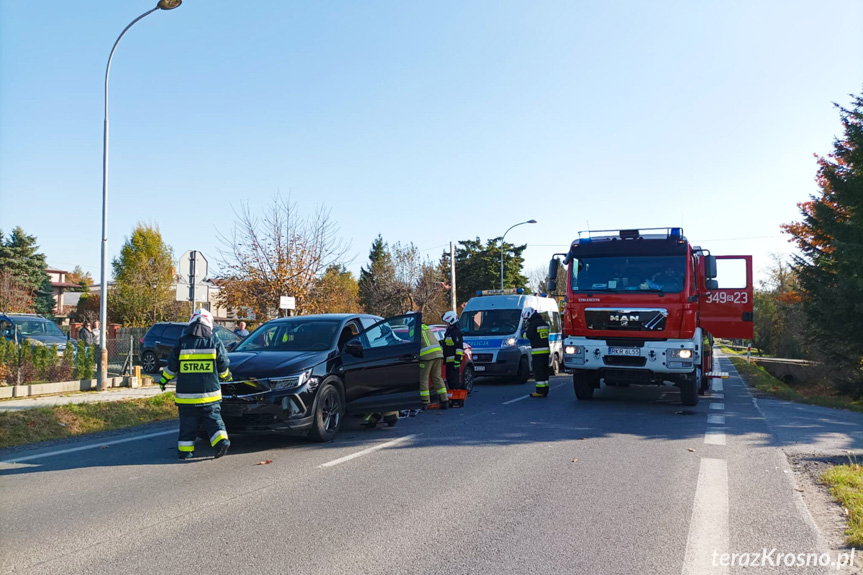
572, 458, 578, 463
256, 459, 273, 465
687, 448, 696, 452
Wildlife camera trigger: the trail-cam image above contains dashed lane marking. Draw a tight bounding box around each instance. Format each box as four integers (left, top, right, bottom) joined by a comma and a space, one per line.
704, 429, 727, 446
713, 381, 723, 392
707, 414, 726, 425
318, 434, 418, 469
502, 381, 567, 405
709, 403, 725, 410
681, 458, 729, 575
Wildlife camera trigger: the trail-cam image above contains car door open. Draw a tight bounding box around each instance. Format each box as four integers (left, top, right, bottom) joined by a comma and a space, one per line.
341, 313, 422, 412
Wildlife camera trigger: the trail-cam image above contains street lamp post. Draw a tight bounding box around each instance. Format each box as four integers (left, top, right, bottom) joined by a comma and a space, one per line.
500, 220, 537, 290
98, 0, 182, 390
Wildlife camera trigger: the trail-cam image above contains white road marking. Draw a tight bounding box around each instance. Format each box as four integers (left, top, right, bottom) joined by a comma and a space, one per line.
502, 381, 567, 405
0, 429, 177, 465
713, 381, 723, 392
707, 414, 726, 425
711, 394, 724, 400
709, 403, 725, 410
704, 429, 727, 445
681, 458, 729, 575
319, 434, 417, 469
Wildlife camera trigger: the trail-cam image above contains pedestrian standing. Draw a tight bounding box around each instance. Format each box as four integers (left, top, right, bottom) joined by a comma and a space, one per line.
440, 311, 465, 407
159, 308, 232, 460
233, 321, 250, 338
523, 308, 551, 398
78, 321, 95, 345
92, 320, 102, 346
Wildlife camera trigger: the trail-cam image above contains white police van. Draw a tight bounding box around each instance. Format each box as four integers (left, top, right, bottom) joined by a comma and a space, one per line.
458, 289, 562, 384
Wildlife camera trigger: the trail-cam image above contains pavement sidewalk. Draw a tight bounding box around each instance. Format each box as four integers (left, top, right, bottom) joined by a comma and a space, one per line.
0, 386, 169, 412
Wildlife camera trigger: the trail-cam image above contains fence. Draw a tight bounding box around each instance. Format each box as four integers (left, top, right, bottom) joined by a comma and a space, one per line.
106, 328, 148, 376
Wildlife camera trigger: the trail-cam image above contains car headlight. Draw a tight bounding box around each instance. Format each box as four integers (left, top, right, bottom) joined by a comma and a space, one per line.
668, 349, 694, 359
501, 337, 518, 348
565, 345, 584, 356
270, 369, 313, 390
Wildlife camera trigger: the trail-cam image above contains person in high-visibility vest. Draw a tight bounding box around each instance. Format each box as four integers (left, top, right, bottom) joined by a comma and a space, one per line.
420, 321, 449, 409
159, 308, 232, 459
522, 307, 551, 398
440, 311, 464, 407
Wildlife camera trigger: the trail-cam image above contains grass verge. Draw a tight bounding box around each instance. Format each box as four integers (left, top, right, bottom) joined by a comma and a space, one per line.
0, 392, 177, 449
822, 463, 863, 547
728, 357, 863, 413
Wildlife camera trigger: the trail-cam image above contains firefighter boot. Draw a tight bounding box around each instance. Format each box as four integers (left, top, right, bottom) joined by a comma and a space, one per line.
362, 413, 382, 429
383, 413, 399, 427
178, 451, 194, 460
214, 439, 231, 459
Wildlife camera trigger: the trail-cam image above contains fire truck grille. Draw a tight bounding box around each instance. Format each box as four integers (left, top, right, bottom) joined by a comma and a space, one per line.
585, 309, 668, 331
603, 356, 648, 367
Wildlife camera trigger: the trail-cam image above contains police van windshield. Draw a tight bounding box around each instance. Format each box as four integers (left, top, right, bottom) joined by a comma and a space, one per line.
235, 319, 339, 352
571, 256, 687, 293
459, 309, 521, 336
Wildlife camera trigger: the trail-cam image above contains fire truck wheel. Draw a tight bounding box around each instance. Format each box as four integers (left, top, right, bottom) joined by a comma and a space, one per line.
698, 369, 709, 395
573, 373, 595, 400
680, 372, 699, 406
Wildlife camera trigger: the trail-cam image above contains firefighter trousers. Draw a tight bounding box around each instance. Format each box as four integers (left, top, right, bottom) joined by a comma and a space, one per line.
444, 361, 462, 390
419, 358, 448, 404
532, 352, 550, 396
177, 403, 228, 456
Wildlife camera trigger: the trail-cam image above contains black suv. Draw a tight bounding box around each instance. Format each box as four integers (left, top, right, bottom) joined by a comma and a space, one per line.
0, 313, 72, 355
139, 321, 241, 373
220, 313, 423, 441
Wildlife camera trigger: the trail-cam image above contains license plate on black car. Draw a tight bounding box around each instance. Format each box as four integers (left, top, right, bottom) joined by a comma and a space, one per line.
608, 347, 639, 356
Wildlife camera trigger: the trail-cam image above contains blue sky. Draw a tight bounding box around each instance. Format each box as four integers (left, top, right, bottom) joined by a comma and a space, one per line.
1, 0, 861, 287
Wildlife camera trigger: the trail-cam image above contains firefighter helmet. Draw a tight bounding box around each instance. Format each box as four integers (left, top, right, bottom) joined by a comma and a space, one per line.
521, 307, 536, 320
189, 308, 214, 329
442, 311, 458, 325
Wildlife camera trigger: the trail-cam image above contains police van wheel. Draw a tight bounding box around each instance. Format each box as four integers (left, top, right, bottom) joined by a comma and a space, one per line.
463, 366, 475, 395
310, 382, 344, 442
573, 373, 594, 400
550, 354, 560, 376
514, 357, 530, 385
680, 372, 699, 406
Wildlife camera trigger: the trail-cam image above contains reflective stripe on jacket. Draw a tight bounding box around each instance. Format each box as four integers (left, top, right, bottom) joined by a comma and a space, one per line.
441, 323, 464, 364
166, 331, 230, 406
420, 324, 444, 360
524, 314, 550, 356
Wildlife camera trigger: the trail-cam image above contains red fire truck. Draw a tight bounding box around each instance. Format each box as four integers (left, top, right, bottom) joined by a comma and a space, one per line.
547, 228, 753, 406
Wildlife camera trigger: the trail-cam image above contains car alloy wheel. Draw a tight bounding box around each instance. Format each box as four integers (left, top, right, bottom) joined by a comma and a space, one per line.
310, 382, 344, 442
141, 351, 158, 374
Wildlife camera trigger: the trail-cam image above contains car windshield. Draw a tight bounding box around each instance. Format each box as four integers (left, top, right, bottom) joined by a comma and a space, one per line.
459, 309, 521, 336
571, 256, 687, 294
11, 318, 66, 338
234, 319, 339, 352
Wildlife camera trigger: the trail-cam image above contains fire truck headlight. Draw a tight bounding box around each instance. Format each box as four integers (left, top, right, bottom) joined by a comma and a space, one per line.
565, 345, 584, 356
668, 349, 694, 360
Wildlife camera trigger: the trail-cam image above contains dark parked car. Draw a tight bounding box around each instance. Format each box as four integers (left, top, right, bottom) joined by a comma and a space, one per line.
219, 313, 423, 441
139, 321, 241, 374
0, 313, 72, 355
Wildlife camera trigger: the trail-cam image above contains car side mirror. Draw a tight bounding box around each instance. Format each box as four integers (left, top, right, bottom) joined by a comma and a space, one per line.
705, 279, 719, 291
344, 338, 363, 357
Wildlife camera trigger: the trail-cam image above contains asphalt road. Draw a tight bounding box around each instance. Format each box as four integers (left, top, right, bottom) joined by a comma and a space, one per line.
2, 353, 860, 575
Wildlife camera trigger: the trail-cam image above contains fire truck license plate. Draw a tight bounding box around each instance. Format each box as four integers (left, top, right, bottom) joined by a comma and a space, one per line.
608, 347, 640, 356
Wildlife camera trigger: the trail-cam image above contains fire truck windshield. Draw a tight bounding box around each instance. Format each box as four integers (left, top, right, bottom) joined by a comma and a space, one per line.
571, 256, 687, 293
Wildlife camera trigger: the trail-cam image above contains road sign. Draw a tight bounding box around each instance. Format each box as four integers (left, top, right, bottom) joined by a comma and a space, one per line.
178, 250, 208, 284
279, 296, 296, 310
176, 282, 210, 303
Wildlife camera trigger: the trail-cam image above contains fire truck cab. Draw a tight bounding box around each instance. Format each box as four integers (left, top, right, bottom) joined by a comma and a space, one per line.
548, 228, 753, 406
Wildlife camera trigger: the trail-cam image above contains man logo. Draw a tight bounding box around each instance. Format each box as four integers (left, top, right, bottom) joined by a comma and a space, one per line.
610, 314, 639, 326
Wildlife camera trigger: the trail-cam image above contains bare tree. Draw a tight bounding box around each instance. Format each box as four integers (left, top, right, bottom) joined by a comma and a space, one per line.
216, 195, 349, 320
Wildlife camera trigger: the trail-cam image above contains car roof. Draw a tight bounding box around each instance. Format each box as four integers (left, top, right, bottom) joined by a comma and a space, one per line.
268, 314, 379, 322
1, 313, 47, 320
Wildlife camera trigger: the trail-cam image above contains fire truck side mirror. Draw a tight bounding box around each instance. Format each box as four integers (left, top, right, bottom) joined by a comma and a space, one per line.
705, 279, 719, 291
547, 258, 560, 293
705, 255, 717, 279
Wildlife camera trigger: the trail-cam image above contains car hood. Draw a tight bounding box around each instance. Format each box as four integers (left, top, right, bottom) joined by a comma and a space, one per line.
227, 350, 331, 380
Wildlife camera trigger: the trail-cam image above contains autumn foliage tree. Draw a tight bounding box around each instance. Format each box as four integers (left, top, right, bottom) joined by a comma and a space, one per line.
216, 195, 349, 320
111, 224, 176, 327
307, 265, 362, 314
783, 90, 863, 395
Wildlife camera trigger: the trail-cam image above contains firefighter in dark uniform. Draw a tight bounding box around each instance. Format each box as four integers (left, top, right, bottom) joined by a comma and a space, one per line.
440, 311, 465, 407
159, 308, 232, 459
523, 307, 551, 398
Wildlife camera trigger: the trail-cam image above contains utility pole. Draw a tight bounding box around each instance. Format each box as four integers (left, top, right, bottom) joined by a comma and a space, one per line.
450, 241, 457, 312
190, 250, 197, 311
